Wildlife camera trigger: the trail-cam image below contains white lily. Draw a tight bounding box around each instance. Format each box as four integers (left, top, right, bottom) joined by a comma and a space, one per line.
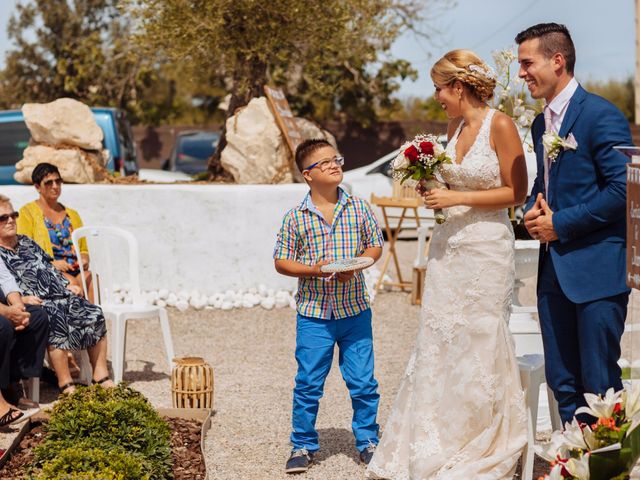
544, 463, 566, 480
581, 424, 600, 450
575, 388, 623, 419
565, 453, 590, 480
625, 383, 640, 420
536, 429, 571, 462
563, 418, 589, 450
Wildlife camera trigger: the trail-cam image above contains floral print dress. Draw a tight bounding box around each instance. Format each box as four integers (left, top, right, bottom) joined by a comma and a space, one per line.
45, 215, 79, 273
0, 235, 106, 350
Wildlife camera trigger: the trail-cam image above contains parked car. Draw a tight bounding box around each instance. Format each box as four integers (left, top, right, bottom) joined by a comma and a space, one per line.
0, 107, 139, 184
341, 132, 537, 230
163, 130, 220, 176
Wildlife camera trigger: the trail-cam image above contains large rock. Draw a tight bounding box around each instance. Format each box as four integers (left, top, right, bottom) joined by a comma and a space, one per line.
221, 97, 293, 184
22, 98, 104, 150
14, 145, 109, 184
295, 117, 337, 149
220, 97, 339, 184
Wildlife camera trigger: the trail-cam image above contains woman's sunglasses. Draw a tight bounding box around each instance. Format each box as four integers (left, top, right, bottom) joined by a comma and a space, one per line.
0, 212, 19, 223
43, 178, 63, 187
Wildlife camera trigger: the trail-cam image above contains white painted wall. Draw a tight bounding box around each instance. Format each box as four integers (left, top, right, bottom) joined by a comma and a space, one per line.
3, 184, 310, 294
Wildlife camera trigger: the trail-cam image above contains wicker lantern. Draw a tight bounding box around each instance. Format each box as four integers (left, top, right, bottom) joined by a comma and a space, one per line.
171, 357, 214, 409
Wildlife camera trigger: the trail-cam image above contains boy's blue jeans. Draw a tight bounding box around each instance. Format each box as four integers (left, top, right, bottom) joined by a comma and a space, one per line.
291, 308, 380, 453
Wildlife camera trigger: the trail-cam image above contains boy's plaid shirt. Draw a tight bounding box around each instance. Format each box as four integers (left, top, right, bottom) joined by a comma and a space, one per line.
273, 188, 384, 319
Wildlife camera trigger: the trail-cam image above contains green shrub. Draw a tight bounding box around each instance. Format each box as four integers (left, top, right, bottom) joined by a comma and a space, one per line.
36, 446, 148, 480
33, 384, 172, 479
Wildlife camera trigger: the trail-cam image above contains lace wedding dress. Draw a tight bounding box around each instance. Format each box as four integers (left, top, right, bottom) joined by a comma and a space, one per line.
367, 109, 527, 480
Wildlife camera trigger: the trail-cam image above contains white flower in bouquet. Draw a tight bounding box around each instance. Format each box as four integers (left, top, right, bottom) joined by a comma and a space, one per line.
537, 429, 572, 462
546, 464, 566, 480
575, 387, 623, 419
624, 382, 640, 432
565, 454, 590, 480
392, 147, 410, 170
563, 418, 590, 451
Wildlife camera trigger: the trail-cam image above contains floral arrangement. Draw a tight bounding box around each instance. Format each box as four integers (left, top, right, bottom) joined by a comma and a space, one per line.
391, 134, 452, 224
491, 48, 541, 132
543, 131, 578, 162
538, 385, 640, 480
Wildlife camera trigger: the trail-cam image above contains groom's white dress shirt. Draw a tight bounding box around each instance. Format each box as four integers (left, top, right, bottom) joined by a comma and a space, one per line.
544, 77, 579, 133
0, 258, 20, 297
543, 77, 579, 194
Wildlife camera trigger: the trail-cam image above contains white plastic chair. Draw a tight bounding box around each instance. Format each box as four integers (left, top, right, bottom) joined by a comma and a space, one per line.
509, 240, 562, 480
71, 226, 175, 383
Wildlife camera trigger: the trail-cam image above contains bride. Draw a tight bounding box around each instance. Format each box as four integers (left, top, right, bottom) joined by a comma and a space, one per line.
367, 49, 529, 479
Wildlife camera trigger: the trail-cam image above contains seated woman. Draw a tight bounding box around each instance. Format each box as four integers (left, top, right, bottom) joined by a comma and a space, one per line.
17, 163, 93, 303
0, 194, 114, 394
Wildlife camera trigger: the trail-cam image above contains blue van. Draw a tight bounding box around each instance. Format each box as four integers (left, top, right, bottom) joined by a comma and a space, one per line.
0, 107, 139, 184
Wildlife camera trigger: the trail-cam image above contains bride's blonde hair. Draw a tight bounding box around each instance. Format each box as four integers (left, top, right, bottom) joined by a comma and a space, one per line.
430, 49, 496, 102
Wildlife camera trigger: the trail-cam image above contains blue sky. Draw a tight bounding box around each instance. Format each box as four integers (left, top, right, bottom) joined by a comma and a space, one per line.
0, 0, 635, 98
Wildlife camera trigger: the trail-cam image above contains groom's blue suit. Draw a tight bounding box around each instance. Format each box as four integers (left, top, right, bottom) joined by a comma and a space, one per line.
524, 84, 632, 423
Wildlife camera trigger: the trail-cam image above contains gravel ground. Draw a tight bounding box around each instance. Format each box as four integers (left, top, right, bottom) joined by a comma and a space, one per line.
2, 238, 639, 479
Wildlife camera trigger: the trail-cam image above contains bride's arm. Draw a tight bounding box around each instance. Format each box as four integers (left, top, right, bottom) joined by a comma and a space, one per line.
423, 113, 528, 210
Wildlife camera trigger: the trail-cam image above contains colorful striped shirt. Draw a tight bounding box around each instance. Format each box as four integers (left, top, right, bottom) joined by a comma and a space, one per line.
273, 187, 384, 319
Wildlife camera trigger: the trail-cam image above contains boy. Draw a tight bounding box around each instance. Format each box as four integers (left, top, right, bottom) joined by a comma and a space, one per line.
274, 138, 384, 474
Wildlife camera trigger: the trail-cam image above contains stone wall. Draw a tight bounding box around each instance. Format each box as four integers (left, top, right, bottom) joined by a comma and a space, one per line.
4, 184, 307, 294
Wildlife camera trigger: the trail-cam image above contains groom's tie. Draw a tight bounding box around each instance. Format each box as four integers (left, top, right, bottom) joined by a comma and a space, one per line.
543, 105, 554, 195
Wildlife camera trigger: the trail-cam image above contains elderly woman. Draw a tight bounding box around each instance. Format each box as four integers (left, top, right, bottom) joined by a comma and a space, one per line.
0, 195, 114, 394
17, 163, 93, 302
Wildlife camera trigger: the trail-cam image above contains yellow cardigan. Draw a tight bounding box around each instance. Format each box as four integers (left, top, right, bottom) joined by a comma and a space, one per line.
17, 201, 88, 258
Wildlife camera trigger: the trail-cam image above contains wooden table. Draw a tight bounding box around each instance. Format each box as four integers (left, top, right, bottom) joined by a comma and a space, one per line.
370, 194, 425, 293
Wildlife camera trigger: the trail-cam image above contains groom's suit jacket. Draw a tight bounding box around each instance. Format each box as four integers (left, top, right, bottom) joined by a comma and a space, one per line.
524, 84, 632, 304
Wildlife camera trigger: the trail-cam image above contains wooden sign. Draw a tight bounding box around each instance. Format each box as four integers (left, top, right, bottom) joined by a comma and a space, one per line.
627, 164, 640, 289
264, 85, 303, 157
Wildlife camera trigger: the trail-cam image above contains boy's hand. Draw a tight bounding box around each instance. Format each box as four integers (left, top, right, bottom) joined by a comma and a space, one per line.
312, 261, 333, 278
336, 270, 355, 283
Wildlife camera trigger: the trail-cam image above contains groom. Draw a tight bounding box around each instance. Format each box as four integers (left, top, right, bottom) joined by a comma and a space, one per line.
518, 23, 633, 424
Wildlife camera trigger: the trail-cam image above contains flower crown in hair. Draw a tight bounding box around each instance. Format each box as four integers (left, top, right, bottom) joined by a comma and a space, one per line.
468, 64, 496, 80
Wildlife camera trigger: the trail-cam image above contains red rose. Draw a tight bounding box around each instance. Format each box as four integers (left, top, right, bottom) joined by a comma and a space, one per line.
405, 145, 420, 163
419, 141, 434, 156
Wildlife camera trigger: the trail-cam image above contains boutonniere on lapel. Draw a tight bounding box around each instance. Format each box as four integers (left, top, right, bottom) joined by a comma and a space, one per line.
542, 131, 578, 162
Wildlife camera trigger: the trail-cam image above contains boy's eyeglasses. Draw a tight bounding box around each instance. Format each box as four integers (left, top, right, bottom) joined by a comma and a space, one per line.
304, 156, 345, 173
0, 212, 19, 223
43, 178, 63, 187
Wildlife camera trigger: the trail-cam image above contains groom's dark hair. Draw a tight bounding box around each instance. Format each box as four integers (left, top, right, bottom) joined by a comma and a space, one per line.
515, 23, 575, 75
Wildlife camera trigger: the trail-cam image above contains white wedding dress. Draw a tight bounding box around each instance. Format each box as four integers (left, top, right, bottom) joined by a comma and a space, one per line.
367, 109, 527, 480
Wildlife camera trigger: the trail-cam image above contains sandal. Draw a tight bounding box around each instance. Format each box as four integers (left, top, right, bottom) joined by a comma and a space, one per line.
92, 376, 114, 388
0, 407, 24, 428
58, 382, 79, 394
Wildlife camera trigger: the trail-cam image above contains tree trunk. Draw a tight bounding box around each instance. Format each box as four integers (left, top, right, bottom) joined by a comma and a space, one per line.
207, 59, 268, 180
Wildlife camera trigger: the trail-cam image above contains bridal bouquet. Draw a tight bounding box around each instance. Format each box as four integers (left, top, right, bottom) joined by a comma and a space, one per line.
391, 134, 452, 224
538, 385, 640, 480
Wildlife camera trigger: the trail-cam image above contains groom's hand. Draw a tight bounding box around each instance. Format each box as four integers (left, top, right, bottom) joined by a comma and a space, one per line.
527, 198, 559, 243
524, 193, 543, 237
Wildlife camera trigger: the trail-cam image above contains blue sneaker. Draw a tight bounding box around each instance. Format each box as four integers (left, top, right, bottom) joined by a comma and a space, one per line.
285, 448, 314, 474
